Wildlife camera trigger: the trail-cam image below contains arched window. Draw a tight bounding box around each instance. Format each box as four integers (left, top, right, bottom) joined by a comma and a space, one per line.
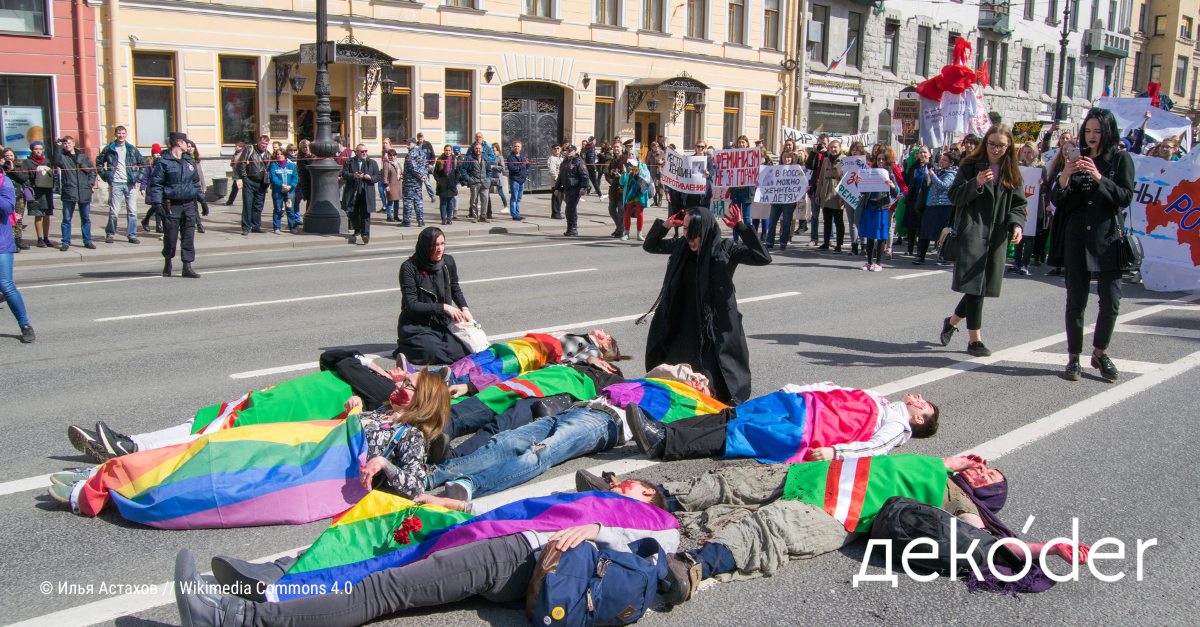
877, 109, 892, 146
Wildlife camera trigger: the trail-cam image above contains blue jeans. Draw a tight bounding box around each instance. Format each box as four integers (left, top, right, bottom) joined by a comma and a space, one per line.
439, 197, 453, 222
428, 407, 618, 497
61, 200, 92, 245
508, 181, 524, 218
729, 189, 752, 242
271, 190, 298, 230
385, 199, 400, 220
377, 181, 388, 211
767, 203, 795, 246
0, 252, 29, 328
425, 179, 437, 202
106, 183, 138, 239
442, 397, 495, 441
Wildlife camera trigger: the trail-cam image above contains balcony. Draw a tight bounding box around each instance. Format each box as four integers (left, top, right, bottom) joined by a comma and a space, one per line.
1084, 26, 1133, 58
979, 1, 1012, 36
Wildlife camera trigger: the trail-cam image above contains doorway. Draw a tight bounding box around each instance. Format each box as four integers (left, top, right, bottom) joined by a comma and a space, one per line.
501, 81, 565, 191
293, 97, 347, 143
633, 112, 660, 160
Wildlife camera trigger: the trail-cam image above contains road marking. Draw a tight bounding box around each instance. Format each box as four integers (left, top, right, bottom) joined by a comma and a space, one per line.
963, 349, 1200, 460
93, 269, 597, 322
0, 474, 54, 497
1002, 350, 1165, 374
1114, 324, 1200, 340
891, 269, 949, 280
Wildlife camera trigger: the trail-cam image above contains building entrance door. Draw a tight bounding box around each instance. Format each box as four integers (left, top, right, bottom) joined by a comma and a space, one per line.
633, 112, 660, 160
293, 97, 346, 144
501, 82, 564, 191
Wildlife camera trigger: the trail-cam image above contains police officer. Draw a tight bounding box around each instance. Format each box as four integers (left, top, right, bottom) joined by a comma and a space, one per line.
147, 131, 202, 278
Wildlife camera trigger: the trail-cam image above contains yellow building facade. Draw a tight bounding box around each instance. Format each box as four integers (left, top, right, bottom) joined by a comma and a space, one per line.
97, 0, 797, 185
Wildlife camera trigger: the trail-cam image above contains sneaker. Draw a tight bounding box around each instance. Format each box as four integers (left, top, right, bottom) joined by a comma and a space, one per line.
176, 549, 248, 627
362, 235, 369, 245
620, 231, 629, 241
1006, 265, 1019, 274
59, 243, 70, 251
939, 317, 958, 347
1092, 353, 1120, 381
662, 552, 702, 605
444, 478, 473, 502
575, 469, 612, 493
67, 425, 109, 463
625, 403, 666, 460
105, 235, 114, 244
512, 215, 524, 221
273, 229, 280, 234
242, 230, 250, 236
47, 483, 74, 504
636, 230, 643, 241
885, 251, 892, 261
19, 325, 35, 343
96, 421, 137, 458
128, 236, 140, 244
870, 263, 883, 272
779, 243, 786, 250
50, 468, 92, 487
36, 238, 47, 248
861, 262, 871, 271
1062, 359, 1083, 381
966, 341, 992, 357
1018, 266, 1031, 276
84, 242, 97, 249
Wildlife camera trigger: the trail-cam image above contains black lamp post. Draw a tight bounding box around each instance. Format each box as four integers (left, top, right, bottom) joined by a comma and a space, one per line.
303, 0, 345, 235
1052, 3, 1072, 125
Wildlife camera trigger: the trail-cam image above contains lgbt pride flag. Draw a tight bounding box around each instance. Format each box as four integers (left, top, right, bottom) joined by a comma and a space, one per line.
722, 389, 879, 463
191, 370, 352, 435
448, 333, 564, 389
603, 378, 728, 424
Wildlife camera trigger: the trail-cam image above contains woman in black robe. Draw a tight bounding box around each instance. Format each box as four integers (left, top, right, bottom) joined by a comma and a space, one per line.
641, 206, 771, 405
394, 227, 473, 365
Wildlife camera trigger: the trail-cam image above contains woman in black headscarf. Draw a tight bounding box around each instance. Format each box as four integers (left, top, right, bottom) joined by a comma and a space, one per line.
394, 227, 472, 365
641, 206, 771, 405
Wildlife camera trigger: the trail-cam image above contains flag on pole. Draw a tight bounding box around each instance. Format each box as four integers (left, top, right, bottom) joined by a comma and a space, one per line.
829, 38, 857, 72
1102, 82, 1111, 97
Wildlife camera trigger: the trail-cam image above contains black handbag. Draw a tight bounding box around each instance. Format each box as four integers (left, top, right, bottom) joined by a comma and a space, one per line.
1116, 209, 1144, 271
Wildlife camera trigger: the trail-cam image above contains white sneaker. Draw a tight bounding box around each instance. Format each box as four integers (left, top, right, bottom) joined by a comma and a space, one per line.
620, 231, 630, 241
871, 264, 883, 272
600, 194, 608, 199
636, 230, 643, 241
861, 262, 871, 271
444, 478, 473, 502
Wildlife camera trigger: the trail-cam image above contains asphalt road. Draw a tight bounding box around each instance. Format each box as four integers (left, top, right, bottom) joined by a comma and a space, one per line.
2, 226, 1197, 627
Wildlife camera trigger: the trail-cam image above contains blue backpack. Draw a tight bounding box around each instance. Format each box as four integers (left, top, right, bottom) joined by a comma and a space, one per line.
526, 538, 666, 627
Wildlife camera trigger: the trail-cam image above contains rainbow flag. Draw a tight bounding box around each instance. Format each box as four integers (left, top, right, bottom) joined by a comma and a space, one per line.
783, 455, 948, 532
603, 378, 728, 424
77, 415, 368, 529
723, 389, 879, 463
465, 365, 597, 414
269, 491, 678, 602
192, 370, 352, 435
448, 333, 564, 388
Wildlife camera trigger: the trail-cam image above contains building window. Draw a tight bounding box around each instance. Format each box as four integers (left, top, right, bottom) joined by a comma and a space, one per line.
809, 5, 829, 63
947, 32, 960, 66
722, 92, 741, 147
443, 0, 475, 7
642, 0, 664, 32
382, 66, 412, 144
596, 0, 619, 26
1086, 60, 1095, 99
1107, 0, 1117, 30
759, 95, 775, 150
877, 110, 892, 145
1103, 63, 1112, 96
1192, 68, 1198, 107
916, 26, 931, 77
0, 75, 53, 155
218, 56, 258, 146
763, 0, 780, 50
1047, 0, 1059, 25
686, 0, 707, 38
445, 69, 472, 146
1182, 16, 1194, 39
1069, 0, 1079, 30
683, 105, 703, 148
1149, 53, 1162, 84
807, 102, 858, 134
132, 52, 176, 147
594, 80, 615, 141
1131, 52, 1143, 93
524, 0, 552, 18
727, 0, 744, 44
1066, 57, 1076, 98
1137, 4, 1146, 32
1153, 15, 1166, 36
883, 20, 899, 73
1044, 52, 1055, 96
1020, 47, 1032, 91
1024, 0, 1035, 19
998, 43, 1008, 90
0, 0, 47, 35
1175, 57, 1189, 96
847, 11, 864, 69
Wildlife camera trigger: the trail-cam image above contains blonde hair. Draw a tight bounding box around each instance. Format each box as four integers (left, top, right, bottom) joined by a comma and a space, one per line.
397, 369, 451, 442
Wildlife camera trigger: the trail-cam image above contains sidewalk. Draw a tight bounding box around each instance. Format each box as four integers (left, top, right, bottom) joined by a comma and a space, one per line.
13, 189, 670, 268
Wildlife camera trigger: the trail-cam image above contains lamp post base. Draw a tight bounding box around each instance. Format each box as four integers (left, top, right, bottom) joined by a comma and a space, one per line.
303, 158, 345, 235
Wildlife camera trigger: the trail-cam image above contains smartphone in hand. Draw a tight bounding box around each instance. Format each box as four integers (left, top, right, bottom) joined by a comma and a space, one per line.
1066, 147, 1081, 161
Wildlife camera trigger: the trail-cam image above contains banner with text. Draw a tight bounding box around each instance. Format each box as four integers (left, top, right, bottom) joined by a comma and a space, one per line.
834, 156, 878, 210
712, 147, 761, 188
1129, 154, 1200, 291
781, 126, 874, 148
1019, 166, 1044, 236
753, 164, 810, 203
1097, 97, 1192, 150
663, 148, 708, 193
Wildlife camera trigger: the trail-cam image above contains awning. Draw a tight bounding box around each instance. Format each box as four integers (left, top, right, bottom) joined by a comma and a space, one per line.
625, 75, 709, 94
271, 42, 396, 67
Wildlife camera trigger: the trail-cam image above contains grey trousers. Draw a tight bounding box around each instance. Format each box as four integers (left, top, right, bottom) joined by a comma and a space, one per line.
666, 465, 850, 579
247, 534, 535, 627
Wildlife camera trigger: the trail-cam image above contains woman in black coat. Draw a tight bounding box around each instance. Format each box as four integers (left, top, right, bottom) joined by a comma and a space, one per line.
641, 206, 772, 405
900, 145, 932, 255
1048, 108, 1135, 382
939, 124, 1028, 358
394, 227, 473, 365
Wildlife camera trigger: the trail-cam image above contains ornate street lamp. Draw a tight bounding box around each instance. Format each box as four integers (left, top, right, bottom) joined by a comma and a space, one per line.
647, 97, 659, 112
303, 0, 344, 235
289, 73, 306, 93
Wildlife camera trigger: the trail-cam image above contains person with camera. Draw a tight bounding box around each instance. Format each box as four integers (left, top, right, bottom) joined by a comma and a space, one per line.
146, 132, 202, 278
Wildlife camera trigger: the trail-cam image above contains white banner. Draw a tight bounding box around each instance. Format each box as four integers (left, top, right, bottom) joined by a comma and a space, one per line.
753, 164, 810, 203
781, 126, 874, 148
942, 90, 977, 133
834, 155, 875, 210
711, 186, 730, 217
662, 148, 708, 193
856, 168, 894, 193
920, 97, 944, 148
1020, 166, 1044, 236
1097, 97, 1192, 150
712, 147, 761, 188
1130, 154, 1200, 291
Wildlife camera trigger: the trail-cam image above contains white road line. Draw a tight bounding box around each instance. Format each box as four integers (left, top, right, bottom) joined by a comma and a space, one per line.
0, 474, 54, 497
963, 349, 1200, 460
891, 269, 949, 280
93, 269, 597, 322
1003, 350, 1165, 375
1114, 324, 1200, 340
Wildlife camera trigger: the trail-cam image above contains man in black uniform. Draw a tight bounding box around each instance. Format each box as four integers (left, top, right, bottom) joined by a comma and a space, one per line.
146, 131, 202, 278
340, 143, 381, 245
552, 144, 590, 236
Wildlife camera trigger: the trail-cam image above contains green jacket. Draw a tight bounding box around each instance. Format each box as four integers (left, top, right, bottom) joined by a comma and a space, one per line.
947, 162, 1028, 297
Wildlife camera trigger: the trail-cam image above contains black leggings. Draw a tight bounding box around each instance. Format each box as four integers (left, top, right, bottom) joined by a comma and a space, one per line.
865, 238, 885, 265
917, 238, 932, 261
822, 207, 844, 247
954, 294, 985, 331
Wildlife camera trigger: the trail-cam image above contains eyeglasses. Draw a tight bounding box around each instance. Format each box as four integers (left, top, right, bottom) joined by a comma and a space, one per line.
356, 149, 369, 154
986, 141, 1009, 151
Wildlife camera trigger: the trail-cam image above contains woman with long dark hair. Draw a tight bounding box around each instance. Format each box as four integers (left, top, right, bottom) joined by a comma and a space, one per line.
641, 206, 771, 404
1049, 108, 1135, 381
394, 227, 473, 365
939, 124, 1028, 357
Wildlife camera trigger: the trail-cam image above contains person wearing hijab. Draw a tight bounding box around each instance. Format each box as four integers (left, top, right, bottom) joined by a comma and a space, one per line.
394, 227, 473, 365
641, 206, 771, 405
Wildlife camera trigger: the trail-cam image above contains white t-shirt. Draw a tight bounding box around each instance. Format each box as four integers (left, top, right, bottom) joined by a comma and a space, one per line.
113, 143, 128, 185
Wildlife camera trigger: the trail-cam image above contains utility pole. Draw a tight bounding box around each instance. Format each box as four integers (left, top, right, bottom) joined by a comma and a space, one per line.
303, 0, 344, 234
1052, 2, 1072, 124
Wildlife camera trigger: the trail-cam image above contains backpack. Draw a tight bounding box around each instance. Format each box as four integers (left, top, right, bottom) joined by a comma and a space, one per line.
526, 538, 666, 627
868, 497, 1021, 578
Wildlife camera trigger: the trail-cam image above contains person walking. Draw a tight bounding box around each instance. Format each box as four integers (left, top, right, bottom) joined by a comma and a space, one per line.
0, 148, 30, 251
185, 141, 209, 233
815, 139, 845, 251
234, 135, 271, 235
402, 137, 430, 227
339, 144, 381, 244
505, 141, 529, 221
619, 151, 652, 241
553, 144, 590, 236
914, 151, 959, 264
939, 124, 1028, 357
547, 144, 564, 219
146, 132, 202, 279
48, 136, 98, 251
22, 141, 57, 248
641, 206, 771, 405
433, 145, 459, 225
1049, 108, 1135, 382
605, 150, 627, 238
381, 149, 402, 222
268, 147, 298, 234
461, 142, 490, 223
0, 164, 34, 342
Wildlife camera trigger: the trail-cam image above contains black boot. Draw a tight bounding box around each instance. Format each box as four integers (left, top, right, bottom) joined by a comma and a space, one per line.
211, 554, 294, 603
15, 238, 29, 250
625, 403, 665, 459
661, 552, 702, 605
175, 549, 248, 627
575, 469, 612, 493
182, 263, 200, 279
163, 259, 173, 277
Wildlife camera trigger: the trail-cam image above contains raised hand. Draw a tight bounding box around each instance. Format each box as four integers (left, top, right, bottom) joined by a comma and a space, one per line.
723, 205, 743, 228
664, 211, 686, 228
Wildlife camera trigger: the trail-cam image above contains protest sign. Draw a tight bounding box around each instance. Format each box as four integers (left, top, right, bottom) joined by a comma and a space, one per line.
971, 88, 990, 134
662, 148, 708, 193
941, 91, 976, 133
856, 168, 894, 193
920, 97, 944, 147
1097, 97, 1193, 148
894, 99, 920, 121
1129, 154, 1200, 291
1019, 166, 1044, 236
781, 126, 874, 147
753, 164, 810, 203
710, 186, 730, 217
1013, 121, 1044, 143
712, 147, 761, 188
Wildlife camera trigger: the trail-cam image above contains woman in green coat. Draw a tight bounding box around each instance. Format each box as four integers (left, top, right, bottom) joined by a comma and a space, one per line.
939, 124, 1028, 357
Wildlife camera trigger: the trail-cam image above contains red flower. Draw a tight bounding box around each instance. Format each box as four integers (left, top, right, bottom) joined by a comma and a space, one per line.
393, 528, 410, 544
